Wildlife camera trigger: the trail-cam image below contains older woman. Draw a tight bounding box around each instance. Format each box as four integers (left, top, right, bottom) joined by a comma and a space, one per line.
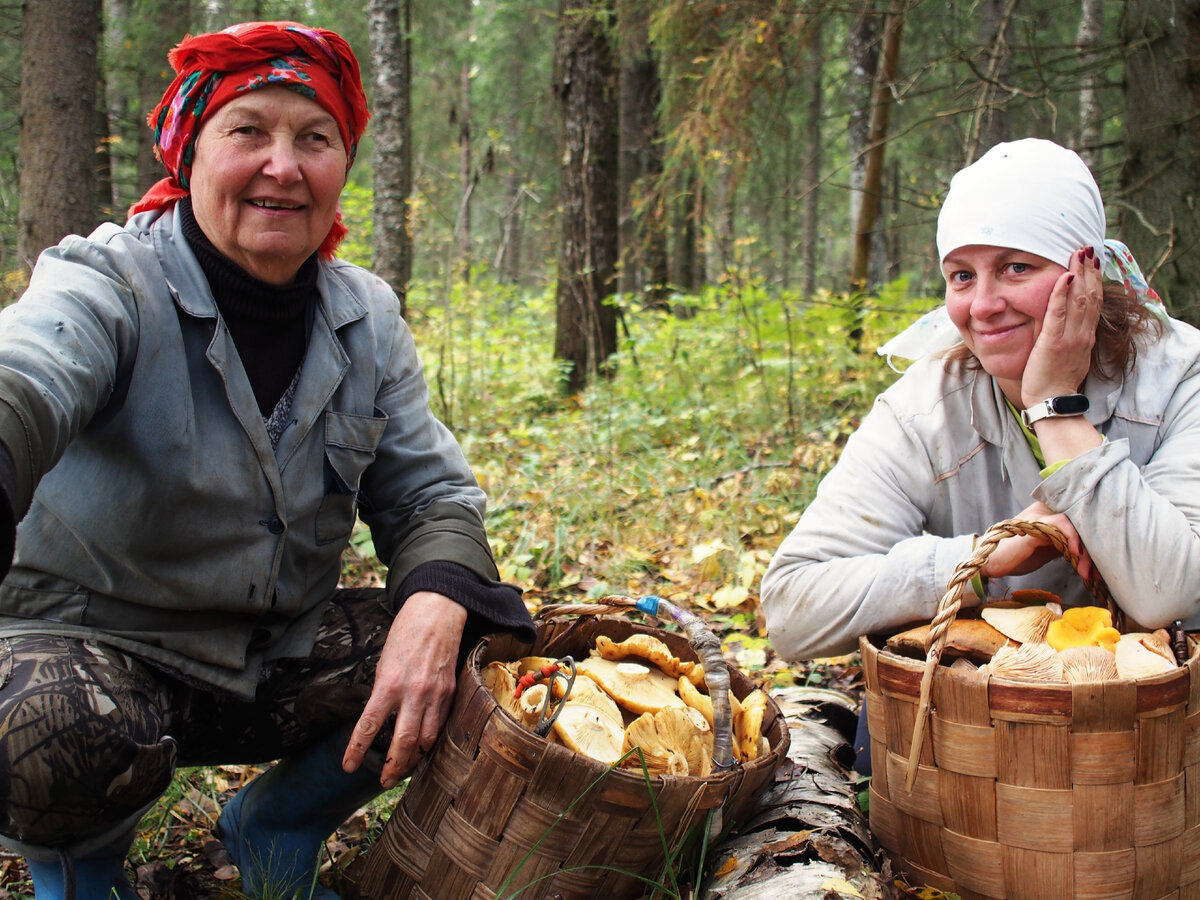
762, 138, 1200, 666
0, 22, 533, 900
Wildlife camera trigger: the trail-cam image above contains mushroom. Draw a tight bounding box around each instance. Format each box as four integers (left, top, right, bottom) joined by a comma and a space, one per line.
678, 674, 713, 725
987, 642, 1065, 682
735, 689, 769, 761
516, 656, 561, 676
622, 706, 712, 776
1046, 606, 1120, 653
622, 712, 689, 775
516, 683, 560, 741
1060, 645, 1119, 683
1142, 630, 1177, 665
594, 634, 706, 687
1115, 633, 1178, 678
577, 656, 686, 715
552, 703, 624, 763
887, 619, 1008, 662
554, 673, 624, 728
482, 660, 524, 719
981, 604, 1058, 644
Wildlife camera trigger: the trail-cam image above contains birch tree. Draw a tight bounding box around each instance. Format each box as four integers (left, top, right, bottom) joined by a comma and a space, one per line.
369, 0, 414, 312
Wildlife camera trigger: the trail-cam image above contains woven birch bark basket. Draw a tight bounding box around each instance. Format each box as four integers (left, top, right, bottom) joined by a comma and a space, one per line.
347, 599, 790, 900
860, 519, 1200, 900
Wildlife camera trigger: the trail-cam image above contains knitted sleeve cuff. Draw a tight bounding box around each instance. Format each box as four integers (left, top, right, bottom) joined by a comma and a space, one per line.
397, 560, 536, 645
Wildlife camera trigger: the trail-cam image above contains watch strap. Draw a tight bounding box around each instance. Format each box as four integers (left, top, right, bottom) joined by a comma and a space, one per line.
1020, 393, 1089, 428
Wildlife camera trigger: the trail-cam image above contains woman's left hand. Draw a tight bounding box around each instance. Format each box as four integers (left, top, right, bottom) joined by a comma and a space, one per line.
1021, 245, 1103, 406
342, 590, 467, 788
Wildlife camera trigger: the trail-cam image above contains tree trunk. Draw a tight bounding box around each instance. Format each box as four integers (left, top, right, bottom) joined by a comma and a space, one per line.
847, 1, 886, 294
369, 0, 414, 314
497, 40, 526, 286
802, 17, 823, 300
136, 0, 191, 197
553, 0, 620, 394
18, 0, 102, 270
617, 0, 667, 308
458, 51, 473, 284
670, 167, 701, 305
1119, 0, 1200, 325
849, 6, 905, 296
966, 0, 1017, 163
701, 687, 886, 899
1076, 0, 1105, 171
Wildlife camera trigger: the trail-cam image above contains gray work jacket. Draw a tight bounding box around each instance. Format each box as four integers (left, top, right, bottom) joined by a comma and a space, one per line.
0, 206, 502, 697
762, 318, 1200, 661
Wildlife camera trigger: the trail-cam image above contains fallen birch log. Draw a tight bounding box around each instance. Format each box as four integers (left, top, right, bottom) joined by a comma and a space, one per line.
700, 686, 892, 900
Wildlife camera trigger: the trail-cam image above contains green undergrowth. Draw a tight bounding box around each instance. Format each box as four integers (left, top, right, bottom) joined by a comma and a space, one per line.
386, 274, 930, 615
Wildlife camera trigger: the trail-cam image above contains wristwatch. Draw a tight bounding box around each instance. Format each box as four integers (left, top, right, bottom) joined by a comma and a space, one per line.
1020, 393, 1090, 427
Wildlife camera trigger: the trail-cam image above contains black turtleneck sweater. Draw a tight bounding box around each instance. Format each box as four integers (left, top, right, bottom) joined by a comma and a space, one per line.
180, 197, 311, 417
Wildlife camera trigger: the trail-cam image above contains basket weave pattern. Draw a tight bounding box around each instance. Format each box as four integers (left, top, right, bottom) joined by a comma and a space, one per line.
861, 520, 1200, 900
349, 616, 789, 900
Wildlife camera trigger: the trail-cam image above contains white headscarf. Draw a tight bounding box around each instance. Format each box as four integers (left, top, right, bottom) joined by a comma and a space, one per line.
878, 138, 1162, 365
936, 139, 1104, 269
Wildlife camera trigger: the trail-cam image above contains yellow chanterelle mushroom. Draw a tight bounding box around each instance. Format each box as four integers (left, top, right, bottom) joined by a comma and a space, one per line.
1046, 606, 1120, 653
594, 634, 707, 687
622, 706, 712, 776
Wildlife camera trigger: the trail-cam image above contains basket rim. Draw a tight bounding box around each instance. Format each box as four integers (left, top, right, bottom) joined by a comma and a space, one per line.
861, 630, 1197, 690
470, 617, 791, 786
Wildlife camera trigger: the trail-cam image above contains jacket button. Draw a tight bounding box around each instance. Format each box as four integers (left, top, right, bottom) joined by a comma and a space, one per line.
262, 517, 284, 534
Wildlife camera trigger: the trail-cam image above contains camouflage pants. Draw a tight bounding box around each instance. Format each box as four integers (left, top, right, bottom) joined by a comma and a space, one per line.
0, 588, 393, 850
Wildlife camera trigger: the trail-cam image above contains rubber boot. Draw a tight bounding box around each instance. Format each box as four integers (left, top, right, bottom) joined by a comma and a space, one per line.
25, 852, 138, 900
217, 727, 385, 900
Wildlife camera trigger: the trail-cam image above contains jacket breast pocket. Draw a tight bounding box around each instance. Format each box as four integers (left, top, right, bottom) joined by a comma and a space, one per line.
315, 410, 388, 545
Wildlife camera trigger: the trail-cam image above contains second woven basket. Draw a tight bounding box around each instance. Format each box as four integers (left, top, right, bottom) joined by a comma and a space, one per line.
861, 519, 1200, 900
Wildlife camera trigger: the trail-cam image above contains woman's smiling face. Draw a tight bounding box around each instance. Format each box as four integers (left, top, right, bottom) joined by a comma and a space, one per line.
943, 244, 1067, 387
188, 86, 348, 285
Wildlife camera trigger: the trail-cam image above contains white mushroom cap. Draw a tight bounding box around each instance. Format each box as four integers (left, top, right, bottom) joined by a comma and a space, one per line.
594, 633, 706, 686
981, 604, 1058, 644
552, 703, 625, 763
1115, 633, 1178, 678
577, 656, 686, 715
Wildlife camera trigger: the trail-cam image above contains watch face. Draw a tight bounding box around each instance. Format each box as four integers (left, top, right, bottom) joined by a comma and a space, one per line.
1050, 394, 1090, 415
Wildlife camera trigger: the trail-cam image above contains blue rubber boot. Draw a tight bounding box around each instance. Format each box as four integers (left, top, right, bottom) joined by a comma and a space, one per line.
25, 852, 138, 900
217, 727, 385, 900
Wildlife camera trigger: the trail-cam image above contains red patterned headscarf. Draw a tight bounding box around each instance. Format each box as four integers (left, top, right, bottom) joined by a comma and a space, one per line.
129, 21, 370, 259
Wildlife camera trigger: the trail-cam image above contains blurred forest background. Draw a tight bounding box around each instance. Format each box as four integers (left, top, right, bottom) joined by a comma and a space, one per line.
2, 0, 1198, 640
2, 0, 1198, 642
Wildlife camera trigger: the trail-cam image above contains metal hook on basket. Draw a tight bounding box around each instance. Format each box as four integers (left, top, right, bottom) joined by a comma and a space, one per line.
515, 656, 577, 738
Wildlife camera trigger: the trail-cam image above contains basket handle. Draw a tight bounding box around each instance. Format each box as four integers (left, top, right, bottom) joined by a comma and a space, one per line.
903, 519, 1115, 792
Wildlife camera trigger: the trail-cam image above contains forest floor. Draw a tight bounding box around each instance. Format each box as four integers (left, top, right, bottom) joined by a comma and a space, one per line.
0, 650, 868, 900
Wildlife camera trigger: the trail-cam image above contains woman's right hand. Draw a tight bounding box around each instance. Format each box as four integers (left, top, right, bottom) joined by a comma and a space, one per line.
980, 501, 1095, 582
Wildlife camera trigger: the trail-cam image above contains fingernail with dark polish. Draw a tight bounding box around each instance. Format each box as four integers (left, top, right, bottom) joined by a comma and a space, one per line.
1094, 256, 1100, 269
1086, 246, 1095, 259
1067, 274, 1075, 285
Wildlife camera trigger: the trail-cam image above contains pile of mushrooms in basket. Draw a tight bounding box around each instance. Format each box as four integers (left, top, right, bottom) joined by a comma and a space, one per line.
886, 589, 1190, 681
481, 632, 771, 775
